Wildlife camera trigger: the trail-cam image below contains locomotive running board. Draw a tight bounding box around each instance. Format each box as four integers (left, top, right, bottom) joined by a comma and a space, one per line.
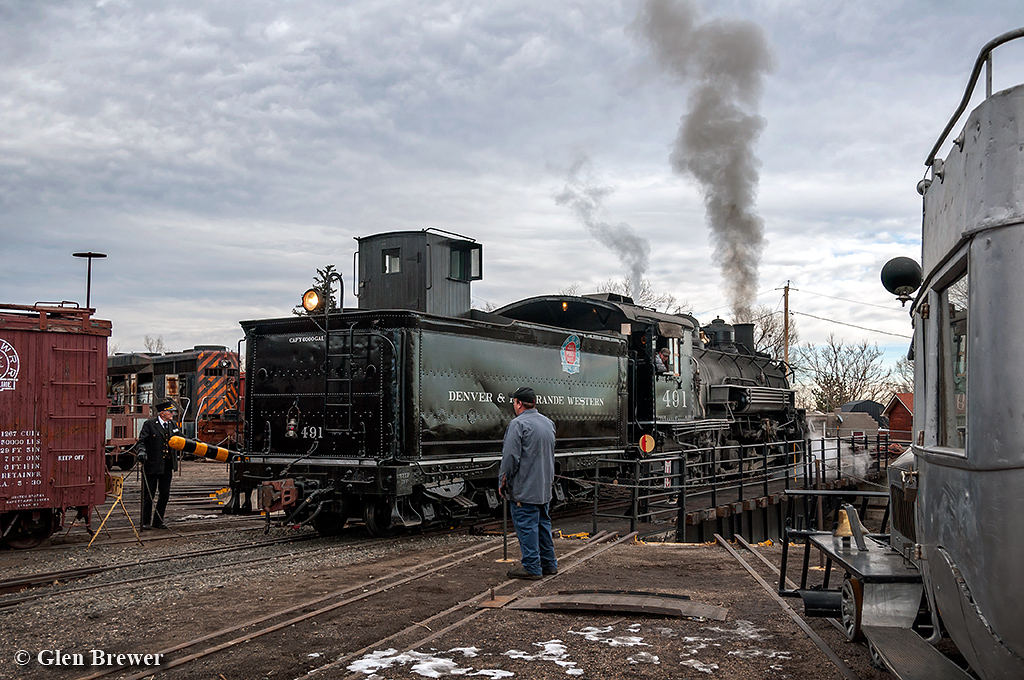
861, 625, 972, 680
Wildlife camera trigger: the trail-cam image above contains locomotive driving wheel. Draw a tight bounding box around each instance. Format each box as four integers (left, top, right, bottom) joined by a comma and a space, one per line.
1, 509, 59, 550
841, 575, 865, 641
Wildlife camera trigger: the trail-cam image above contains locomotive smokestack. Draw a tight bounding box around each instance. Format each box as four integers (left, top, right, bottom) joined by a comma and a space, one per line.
555, 155, 650, 294
633, 0, 774, 318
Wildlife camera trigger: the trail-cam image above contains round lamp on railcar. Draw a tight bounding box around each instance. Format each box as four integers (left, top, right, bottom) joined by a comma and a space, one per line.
302, 288, 323, 312
881, 257, 923, 306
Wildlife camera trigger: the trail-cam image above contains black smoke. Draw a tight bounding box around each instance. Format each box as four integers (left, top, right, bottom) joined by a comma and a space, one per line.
634, 0, 774, 318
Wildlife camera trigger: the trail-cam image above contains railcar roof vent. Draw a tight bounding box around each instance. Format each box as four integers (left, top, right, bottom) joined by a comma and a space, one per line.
355, 229, 482, 317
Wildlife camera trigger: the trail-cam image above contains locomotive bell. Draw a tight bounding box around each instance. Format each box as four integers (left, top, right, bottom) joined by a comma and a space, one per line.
881, 257, 923, 306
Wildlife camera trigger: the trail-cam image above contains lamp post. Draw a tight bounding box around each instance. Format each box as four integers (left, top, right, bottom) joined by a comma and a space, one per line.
72, 252, 107, 309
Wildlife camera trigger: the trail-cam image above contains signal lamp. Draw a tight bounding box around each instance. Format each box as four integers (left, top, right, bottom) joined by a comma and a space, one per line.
302, 289, 323, 312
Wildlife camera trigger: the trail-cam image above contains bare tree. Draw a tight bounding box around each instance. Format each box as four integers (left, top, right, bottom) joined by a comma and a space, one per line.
143, 335, 167, 353
732, 305, 798, 363
558, 283, 580, 296
886, 355, 914, 394
293, 264, 341, 316
598, 278, 692, 314
794, 334, 891, 412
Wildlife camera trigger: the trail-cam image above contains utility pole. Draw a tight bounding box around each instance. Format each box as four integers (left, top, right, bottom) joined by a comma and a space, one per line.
783, 280, 790, 369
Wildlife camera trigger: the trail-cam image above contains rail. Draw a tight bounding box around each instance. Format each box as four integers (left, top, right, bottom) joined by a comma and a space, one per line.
926, 27, 1024, 167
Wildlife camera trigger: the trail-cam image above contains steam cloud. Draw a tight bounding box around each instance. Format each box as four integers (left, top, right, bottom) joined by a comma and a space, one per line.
634, 0, 774, 318
555, 156, 650, 294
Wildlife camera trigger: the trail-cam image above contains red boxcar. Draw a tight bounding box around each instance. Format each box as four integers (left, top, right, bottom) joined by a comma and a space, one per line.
0, 303, 111, 548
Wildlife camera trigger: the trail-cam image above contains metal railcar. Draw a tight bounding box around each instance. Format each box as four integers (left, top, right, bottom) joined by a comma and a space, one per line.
225, 229, 803, 536
0, 303, 111, 548
861, 29, 1024, 680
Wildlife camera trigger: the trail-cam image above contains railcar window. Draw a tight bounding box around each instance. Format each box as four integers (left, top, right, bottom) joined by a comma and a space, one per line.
449, 244, 483, 281
940, 272, 968, 449
383, 248, 401, 274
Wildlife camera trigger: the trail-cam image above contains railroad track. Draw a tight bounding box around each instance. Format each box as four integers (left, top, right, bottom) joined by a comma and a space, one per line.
69, 531, 633, 680
715, 533, 883, 680
0, 533, 319, 598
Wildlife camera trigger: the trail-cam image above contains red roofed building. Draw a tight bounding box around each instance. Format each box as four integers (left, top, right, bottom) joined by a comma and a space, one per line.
883, 393, 914, 443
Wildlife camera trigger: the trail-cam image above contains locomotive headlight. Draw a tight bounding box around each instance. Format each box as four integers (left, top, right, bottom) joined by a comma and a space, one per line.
302, 288, 322, 312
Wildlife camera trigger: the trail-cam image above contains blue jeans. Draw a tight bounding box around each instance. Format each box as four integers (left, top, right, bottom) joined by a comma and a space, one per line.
510, 501, 557, 575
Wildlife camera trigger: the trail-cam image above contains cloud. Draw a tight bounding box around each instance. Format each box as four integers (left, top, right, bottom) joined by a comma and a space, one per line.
0, 0, 1020, 355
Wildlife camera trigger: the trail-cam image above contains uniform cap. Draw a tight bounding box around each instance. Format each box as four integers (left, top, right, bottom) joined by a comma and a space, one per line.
510, 386, 536, 404
155, 400, 177, 412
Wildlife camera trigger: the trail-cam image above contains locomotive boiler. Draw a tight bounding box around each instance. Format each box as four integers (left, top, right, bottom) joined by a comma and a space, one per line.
225, 229, 803, 537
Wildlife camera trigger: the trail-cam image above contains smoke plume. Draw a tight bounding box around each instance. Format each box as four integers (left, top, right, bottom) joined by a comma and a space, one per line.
555, 155, 650, 294
634, 0, 774, 318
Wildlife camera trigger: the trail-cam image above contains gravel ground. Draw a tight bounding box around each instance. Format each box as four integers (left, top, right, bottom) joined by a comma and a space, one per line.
0, 463, 900, 679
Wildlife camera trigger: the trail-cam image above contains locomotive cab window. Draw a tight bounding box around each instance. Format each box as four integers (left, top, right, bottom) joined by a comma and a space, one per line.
656, 338, 682, 377
382, 248, 401, 274
939, 270, 969, 450
449, 243, 483, 282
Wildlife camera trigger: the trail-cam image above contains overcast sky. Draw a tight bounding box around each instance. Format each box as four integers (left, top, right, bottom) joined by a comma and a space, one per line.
3, 0, 1022, 361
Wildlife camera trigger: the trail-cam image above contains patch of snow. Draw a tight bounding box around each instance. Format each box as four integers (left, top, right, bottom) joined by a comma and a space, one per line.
704, 620, 769, 640
681, 658, 719, 674
348, 649, 506, 678
503, 639, 580, 675
568, 626, 650, 647
628, 652, 660, 665
447, 647, 480, 658
728, 647, 792, 661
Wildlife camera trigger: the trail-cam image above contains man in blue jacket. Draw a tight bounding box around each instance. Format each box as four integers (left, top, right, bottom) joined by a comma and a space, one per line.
499, 386, 558, 580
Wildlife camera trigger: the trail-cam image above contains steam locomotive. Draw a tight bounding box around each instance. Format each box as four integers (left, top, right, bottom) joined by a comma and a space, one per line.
225, 229, 804, 537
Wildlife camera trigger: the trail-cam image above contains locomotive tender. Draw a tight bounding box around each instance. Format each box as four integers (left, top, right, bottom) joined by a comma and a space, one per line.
227, 229, 804, 536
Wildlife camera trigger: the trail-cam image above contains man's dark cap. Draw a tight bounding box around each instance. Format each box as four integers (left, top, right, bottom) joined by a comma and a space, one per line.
155, 400, 177, 412
510, 386, 536, 404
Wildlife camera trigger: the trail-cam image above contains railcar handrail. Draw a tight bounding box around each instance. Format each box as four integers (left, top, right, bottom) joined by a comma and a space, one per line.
926, 27, 1024, 168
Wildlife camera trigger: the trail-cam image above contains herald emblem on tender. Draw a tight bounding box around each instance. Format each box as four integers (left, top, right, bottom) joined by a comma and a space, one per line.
0, 338, 19, 392
560, 334, 581, 375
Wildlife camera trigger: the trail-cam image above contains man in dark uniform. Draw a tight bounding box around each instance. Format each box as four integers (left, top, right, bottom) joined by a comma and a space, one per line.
136, 400, 182, 529
499, 386, 558, 580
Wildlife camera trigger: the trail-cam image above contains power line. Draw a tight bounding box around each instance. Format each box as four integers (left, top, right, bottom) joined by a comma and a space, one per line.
791, 311, 912, 339
797, 288, 903, 311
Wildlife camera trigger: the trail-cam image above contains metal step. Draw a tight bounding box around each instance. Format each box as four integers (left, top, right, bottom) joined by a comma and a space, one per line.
861, 625, 972, 680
